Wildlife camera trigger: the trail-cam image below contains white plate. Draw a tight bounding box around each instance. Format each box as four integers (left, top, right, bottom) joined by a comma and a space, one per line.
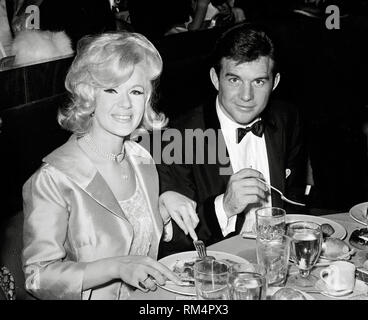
349, 202, 368, 226
242, 214, 347, 240
286, 214, 347, 240
158, 250, 251, 296
315, 279, 368, 299
267, 287, 315, 300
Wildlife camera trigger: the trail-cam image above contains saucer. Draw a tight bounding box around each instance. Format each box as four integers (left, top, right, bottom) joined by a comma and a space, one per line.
315, 279, 368, 299
267, 287, 315, 300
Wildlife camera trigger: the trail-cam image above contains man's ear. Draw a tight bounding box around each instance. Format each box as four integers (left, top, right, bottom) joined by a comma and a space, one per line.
272, 73, 281, 91
210, 67, 219, 91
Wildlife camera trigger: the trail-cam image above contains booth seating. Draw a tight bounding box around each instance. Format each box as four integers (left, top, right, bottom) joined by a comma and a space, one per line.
0, 93, 71, 216
0, 54, 73, 110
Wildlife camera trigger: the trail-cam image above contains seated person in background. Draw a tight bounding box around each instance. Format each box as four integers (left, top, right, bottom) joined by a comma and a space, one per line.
22, 31, 181, 300
291, 0, 352, 19
165, 0, 245, 35
186, 0, 210, 31
205, 0, 245, 28
112, 0, 134, 32
188, 0, 245, 31
158, 23, 307, 257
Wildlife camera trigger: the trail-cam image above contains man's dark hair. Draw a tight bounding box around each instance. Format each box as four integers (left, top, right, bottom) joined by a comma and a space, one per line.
212, 23, 279, 76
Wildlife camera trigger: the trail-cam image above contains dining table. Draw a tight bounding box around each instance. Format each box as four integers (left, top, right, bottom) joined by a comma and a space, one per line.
130, 211, 368, 300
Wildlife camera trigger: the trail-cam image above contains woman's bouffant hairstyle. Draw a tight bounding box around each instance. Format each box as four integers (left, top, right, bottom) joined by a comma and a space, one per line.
58, 32, 167, 135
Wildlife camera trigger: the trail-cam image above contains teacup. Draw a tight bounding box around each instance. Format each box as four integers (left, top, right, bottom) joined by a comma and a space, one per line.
319, 261, 356, 292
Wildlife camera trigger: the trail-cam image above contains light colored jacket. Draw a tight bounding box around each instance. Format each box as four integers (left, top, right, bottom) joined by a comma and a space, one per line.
22, 135, 163, 300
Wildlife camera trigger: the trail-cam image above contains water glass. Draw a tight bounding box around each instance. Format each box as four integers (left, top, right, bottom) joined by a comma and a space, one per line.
228, 263, 267, 300
287, 221, 322, 288
256, 235, 291, 286
194, 259, 230, 300
255, 207, 286, 240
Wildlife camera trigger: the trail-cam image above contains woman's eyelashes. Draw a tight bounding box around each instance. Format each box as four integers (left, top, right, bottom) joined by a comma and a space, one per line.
103, 88, 117, 94
103, 88, 144, 95
131, 89, 144, 95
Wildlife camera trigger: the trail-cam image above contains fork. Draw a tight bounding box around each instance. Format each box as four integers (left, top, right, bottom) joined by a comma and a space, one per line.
256, 178, 306, 207
193, 240, 207, 258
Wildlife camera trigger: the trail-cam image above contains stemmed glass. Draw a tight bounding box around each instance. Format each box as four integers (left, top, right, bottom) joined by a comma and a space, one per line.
287, 221, 323, 288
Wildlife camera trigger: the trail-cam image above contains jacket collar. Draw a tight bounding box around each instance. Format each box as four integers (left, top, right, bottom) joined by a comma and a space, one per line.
42, 135, 156, 222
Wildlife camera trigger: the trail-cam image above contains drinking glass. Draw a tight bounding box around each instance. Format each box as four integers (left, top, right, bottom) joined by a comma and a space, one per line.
194, 259, 230, 300
228, 263, 267, 300
256, 235, 291, 287
255, 207, 286, 240
287, 221, 322, 288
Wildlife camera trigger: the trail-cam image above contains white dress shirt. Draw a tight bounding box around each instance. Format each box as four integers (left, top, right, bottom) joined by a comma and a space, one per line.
214, 97, 272, 236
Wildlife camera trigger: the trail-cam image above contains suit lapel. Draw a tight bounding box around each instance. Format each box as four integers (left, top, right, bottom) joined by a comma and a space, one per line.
203, 100, 245, 233
203, 99, 233, 185
263, 106, 285, 208
85, 173, 127, 221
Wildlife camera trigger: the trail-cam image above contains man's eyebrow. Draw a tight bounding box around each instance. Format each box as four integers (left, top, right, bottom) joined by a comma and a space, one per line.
224, 72, 271, 80
224, 72, 240, 78
254, 75, 270, 81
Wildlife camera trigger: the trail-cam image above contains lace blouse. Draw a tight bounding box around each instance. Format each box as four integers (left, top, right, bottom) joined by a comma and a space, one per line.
118, 175, 154, 299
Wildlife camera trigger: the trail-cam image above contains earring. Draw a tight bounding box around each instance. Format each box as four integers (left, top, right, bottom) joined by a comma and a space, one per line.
90, 112, 95, 117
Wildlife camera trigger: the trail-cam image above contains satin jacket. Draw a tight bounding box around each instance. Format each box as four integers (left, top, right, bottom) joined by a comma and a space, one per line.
22, 135, 163, 300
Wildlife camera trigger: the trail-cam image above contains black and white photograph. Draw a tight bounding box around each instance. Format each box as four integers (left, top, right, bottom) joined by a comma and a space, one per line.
0, 0, 368, 310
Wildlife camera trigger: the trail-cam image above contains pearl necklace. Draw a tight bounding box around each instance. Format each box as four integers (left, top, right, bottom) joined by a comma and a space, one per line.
83, 134, 129, 180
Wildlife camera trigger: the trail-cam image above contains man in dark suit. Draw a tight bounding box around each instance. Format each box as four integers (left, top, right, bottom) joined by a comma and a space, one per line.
158, 24, 307, 257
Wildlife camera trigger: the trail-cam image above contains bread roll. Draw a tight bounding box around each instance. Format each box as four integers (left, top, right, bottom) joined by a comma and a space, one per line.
321, 238, 350, 259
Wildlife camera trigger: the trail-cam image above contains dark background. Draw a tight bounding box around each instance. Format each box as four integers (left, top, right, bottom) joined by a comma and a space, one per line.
2, 1, 367, 214
1, 0, 368, 300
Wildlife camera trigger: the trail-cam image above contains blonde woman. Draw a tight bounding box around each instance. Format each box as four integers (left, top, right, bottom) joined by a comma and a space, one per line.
22, 32, 182, 300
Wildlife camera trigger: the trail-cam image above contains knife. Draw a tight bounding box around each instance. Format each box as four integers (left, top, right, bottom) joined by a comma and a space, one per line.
356, 267, 368, 284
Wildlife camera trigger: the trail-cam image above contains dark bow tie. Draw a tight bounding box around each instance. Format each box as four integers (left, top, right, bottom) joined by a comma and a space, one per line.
236, 120, 264, 143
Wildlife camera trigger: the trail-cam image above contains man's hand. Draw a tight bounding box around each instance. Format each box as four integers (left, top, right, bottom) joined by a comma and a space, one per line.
223, 168, 269, 218
159, 191, 199, 241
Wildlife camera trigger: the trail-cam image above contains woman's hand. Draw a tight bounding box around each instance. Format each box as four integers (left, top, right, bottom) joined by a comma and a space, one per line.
83, 255, 181, 292
159, 191, 199, 240
112, 256, 181, 292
